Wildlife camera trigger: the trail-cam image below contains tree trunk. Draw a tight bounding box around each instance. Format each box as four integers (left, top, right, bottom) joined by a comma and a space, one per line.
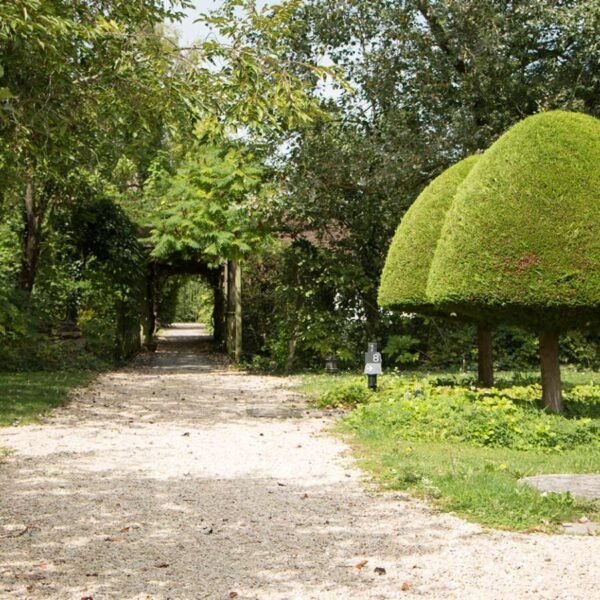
539, 330, 564, 413
18, 180, 44, 293
284, 326, 298, 374
477, 325, 494, 387
234, 262, 242, 362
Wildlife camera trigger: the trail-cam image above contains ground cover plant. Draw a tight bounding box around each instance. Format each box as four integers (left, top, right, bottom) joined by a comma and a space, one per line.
0, 371, 95, 427
301, 371, 600, 530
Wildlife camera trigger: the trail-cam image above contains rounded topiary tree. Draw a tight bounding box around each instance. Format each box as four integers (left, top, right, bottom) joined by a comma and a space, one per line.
378, 155, 495, 386
428, 110, 600, 412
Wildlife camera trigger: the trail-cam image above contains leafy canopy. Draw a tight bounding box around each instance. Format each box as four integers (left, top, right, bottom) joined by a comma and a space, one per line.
147, 127, 267, 266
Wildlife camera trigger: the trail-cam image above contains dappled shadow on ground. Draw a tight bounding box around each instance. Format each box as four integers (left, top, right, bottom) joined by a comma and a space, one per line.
0, 470, 452, 599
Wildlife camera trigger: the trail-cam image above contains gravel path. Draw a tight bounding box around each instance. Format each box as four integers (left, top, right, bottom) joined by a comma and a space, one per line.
1, 325, 599, 600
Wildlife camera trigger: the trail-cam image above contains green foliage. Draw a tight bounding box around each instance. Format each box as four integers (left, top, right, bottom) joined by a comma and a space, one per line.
341, 377, 600, 451
307, 371, 600, 530
0, 208, 23, 339
378, 156, 479, 310
195, 0, 337, 132
48, 193, 145, 361
251, 0, 600, 371
1, 0, 333, 373
242, 241, 373, 370
383, 334, 421, 366
174, 278, 214, 326
148, 136, 267, 265
316, 379, 374, 408
157, 276, 214, 329
428, 111, 600, 330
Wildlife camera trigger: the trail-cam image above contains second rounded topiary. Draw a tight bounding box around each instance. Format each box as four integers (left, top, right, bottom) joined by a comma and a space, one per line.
379, 155, 495, 385
379, 155, 480, 311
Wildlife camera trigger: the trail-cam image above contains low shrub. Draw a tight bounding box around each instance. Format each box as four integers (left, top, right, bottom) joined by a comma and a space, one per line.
316, 379, 374, 408
315, 373, 600, 530
328, 378, 600, 451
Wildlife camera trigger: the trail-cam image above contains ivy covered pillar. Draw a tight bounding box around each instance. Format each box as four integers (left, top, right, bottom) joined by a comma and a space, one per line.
141, 262, 158, 351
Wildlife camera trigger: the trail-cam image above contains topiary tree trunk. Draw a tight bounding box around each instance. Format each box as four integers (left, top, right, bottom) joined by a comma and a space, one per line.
477, 325, 494, 387
539, 330, 564, 413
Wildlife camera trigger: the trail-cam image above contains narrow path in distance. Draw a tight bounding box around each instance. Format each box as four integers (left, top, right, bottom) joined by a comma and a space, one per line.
0, 324, 598, 599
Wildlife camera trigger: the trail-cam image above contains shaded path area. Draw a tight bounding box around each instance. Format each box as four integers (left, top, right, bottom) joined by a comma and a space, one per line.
1, 325, 599, 599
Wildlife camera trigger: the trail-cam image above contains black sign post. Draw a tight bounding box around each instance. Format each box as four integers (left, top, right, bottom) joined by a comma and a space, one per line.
364, 341, 382, 390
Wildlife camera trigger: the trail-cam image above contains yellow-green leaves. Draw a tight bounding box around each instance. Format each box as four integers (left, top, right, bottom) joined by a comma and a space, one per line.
148, 131, 268, 265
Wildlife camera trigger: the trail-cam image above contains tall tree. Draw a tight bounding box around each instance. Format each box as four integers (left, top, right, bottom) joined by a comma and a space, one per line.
264, 0, 600, 357
0, 0, 333, 295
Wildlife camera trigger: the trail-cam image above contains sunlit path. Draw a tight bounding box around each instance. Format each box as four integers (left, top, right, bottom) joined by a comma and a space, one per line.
1, 329, 599, 599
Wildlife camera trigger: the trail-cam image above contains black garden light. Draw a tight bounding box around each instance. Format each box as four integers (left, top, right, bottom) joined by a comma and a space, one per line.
325, 355, 338, 373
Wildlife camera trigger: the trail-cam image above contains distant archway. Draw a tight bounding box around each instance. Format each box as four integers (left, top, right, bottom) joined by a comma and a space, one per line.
141, 257, 242, 360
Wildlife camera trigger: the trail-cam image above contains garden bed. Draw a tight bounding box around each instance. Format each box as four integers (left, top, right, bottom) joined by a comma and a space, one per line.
300, 370, 600, 531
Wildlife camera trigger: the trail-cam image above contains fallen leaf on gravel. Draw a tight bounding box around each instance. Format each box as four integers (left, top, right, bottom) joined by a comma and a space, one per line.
355, 560, 368, 570
120, 527, 130, 533
401, 581, 411, 591
182, 432, 190, 437
0, 525, 31, 538
81, 596, 93, 600
302, 493, 309, 500
155, 562, 169, 568
374, 567, 387, 576
229, 593, 239, 598
277, 482, 286, 487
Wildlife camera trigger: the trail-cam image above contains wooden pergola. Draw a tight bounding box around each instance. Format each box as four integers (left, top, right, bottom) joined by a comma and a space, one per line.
142, 257, 243, 361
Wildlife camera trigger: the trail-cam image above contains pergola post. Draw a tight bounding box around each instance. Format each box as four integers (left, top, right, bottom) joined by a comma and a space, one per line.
226, 260, 242, 362
212, 266, 226, 348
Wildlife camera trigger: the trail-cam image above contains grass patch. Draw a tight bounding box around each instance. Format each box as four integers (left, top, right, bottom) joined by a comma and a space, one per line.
346, 436, 599, 531
0, 371, 96, 426
301, 370, 600, 531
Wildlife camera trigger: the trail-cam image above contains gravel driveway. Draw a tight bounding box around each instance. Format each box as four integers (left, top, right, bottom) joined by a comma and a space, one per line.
0, 325, 599, 599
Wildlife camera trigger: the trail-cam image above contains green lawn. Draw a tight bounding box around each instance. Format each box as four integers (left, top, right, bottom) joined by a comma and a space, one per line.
0, 371, 96, 426
299, 369, 600, 531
